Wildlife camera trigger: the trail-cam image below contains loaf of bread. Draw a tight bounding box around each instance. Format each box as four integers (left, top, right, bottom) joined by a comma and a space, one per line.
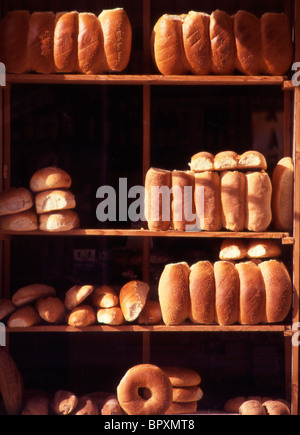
92, 285, 119, 309
172, 386, 203, 403
245, 172, 272, 232
161, 367, 201, 388
172, 170, 195, 231
194, 172, 222, 231
152, 15, 188, 75
259, 260, 292, 323
0, 348, 24, 415
145, 168, 172, 231
214, 151, 239, 171
52, 390, 78, 415
27, 12, 55, 74
0, 10, 30, 73
0, 299, 16, 321
77, 13, 104, 75
35, 297, 66, 324
220, 171, 246, 232
7, 306, 41, 328
182, 11, 211, 75
238, 151, 267, 171
0, 188, 33, 217
30, 167, 72, 192
39, 210, 80, 232
210, 10, 236, 75
35, 189, 76, 214
247, 240, 282, 259
158, 263, 190, 326
138, 300, 162, 325
119, 281, 149, 322
0, 210, 38, 232
64, 285, 94, 311
67, 305, 97, 327
12, 283, 56, 307
97, 307, 125, 326
54, 11, 79, 73
261, 13, 293, 76
234, 10, 262, 76
189, 261, 215, 325
101, 396, 125, 416
239, 400, 266, 415
263, 400, 290, 415
99, 8, 132, 72
236, 261, 266, 325
189, 152, 215, 172
214, 261, 239, 326
219, 239, 248, 260
271, 157, 294, 231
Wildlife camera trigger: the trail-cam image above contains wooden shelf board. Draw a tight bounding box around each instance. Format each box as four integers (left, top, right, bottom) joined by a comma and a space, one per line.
6, 74, 287, 86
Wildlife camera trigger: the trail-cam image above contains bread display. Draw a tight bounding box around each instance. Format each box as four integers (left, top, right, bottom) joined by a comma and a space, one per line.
247, 240, 282, 259
189, 261, 215, 324
119, 281, 149, 322
12, 284, 56, 307
0, 210, 38, 232
220, 171, 246, 232
54, 11, 78, 73
0, 188, 33, 217
272, 157, 294, 231
27, 12, 55, 74
194, 172, 222, 231
245, 172, 272, 232
145, 168, 172, 231
214, 261, 239, 326
35, 190, 76, 215
172, 170, 195, 231
30, 167, 72, 193
220, 239, 282, 261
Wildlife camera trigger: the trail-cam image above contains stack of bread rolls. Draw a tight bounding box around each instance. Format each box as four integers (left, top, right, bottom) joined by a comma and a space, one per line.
0, 187, 38, 232
152, 10, 293, 76
224, 396, 290, 415
0, 9, 132, 75
219, 239, 282, 261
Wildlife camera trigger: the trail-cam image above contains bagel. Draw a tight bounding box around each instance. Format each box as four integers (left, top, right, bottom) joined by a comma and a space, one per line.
117, 364, 173, 415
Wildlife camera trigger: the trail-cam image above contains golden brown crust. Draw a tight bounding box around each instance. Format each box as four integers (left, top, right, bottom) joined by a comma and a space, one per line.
0, 210, 38, 232
101, 396, 125, 415
238, 151, 267, 171
263, 400, 290, 415
138, 300, 162, 325
92, 285, 119, 309
219, 239, 248, 261
189, 152, 215, 172
247, 240, 282, 259
214, 261, 239, 326
35, 297, 66, 324
161, 367, 201, 388
30, 167, 72, 193
7, 306, 41, 328
220, 171, 246, 232
172, 170, 196, 231
77, 13, 104, 74
239, 400, 266, 415
97, 307, 125, 326
214, 151, 239, 171
172, 386, 203, 403
27, 12, 55, 74
189, 261, 215, 324
210, 10, 236, 75
164, 401, 198, 415
195, 172, 222, 231
64, 285, 94, 311
39, 210, 80, 232
35, 190, 76, 215
67, 305, 97, 327
119, 281, 149, 322
12, 284, 56, 307
245, 172, 272, 232
54, 11, 78, 73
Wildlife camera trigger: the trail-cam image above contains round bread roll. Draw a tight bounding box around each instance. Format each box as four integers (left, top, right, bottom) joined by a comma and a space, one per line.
119, 281, 149, 322
78, 13, 104, 75
236, 261, 266, 325
99, 8, 132, 72
158, 262, 190, 326
64, 285, 94, 311
259, 260, 292, 324
219, 239, 248, 261
161, 367, 201, 388
239, 151, 267, 171
165, 401, 198, 415
35, 297, 66, 324
214, 261, 239, 326
27, 12, 55, 74
172, 386, 203, 403
263, 400, 290, 416
224, 396, 247, 413
72, 395, 98, 415
195, 171, 222, 231
67, 305, 96, 327
145, 168, 172, 232
7, 306, 41, 328
239, 400, 266, 415
245, 171, 272, 232
214, 151, 239, 171
97, 307, 125, 326
189, 261, 215, 325
101, 396, 124, 416
54, 11, 79, 73
117, 364, 173, 415
0, 188, 33, 217
22, 393, 50, 416
92, 285, 119, 309
138, 300, 162, 325
12, 284, 56, 308
189, 152, 215, 172
272, 157, 294, 232
52, 390, 78, 416
30, 167, 72, 193
210, 10, 236, 75
0, 210, 38, 232
0, 299, 16, 321
39, 210, 80, 232
247, 240, 282, 259
35, 190, 76, 215
220, 171, 246, 232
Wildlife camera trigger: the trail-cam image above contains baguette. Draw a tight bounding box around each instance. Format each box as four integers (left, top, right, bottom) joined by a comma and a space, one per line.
67, 305, 97, 327
27, 12, 55, 74
189, 261, 215, 325
210, 10, 236, 75
271, 157, 294, 231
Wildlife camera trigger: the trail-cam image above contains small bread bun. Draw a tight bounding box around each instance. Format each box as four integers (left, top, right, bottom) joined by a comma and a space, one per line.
0, 299, 16, 321
27, 12, 55, 74
138, 300, 162, 325
214, 151, 239, 171
263, 400, 290, 415
12, 284, 56, 307
52, 390, 78, 416
219, 239, 248, 261
92, 286, 119, 309
54, 11, 79, 73
161, 367, 201, 388
7, 306, 41, 328
30, 167, 72, 193
239, 400, 266, 415
247, 240, 282, 259
67, 305, 97, 327
35, 190, 76, 215
172, 386, 204, 403
189, 152, 215, 172
0, 211, 38, 232
0, 188, 33, 217
238, 151, 267, 171
39, 210, 80, 232
101, 396, 125, 416
35, 297, 66, 324
119, 281, 150, 322
64, 285, 94, 311
97, 307, 125, 326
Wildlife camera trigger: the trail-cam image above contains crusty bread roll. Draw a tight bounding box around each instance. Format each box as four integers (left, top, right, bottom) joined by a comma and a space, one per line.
7, 306, 41, 328
158, 263, 190, 326
0, 188, 33, 217
92, 285, 118, 309
182, 11, 211, 75
77, 13, 104, 75
39, 210, 80, 232
194, 172, 222, 231
189, 261, 215, 325
261, 13, 293, 76
259, 260, 292, 323
172, 386, 203, 404
64, 285, 94, 311
210, 10, 236, 75
239, 400, 266, 415
271, 157, 294, 231
12, 284, 56, 307
219, 239, 248, 261
0, 210, 38, 232
27, 12, 55, 74
172, 170, 196, 231
54, 11, 78, 73
72, 395, 98, 415
161, 367, 201, 388
247, 240, 282, 259
214, 261, 239, 326
99, 8, 132, 72
138, 300, 162, 325
245, 171, 272, 232
35, 189, 76, 215
30, 167, 72, 193
236, 261, 266, 325
263, 400, 290, 416
234, 10, 262, 76
214, 151, 239, 171
119, 281, 149, 322
52, 390, 78, 416
220, 171, 246, 232
97, 307, 125, 326
0, 10, 30, 73
189, 152, 215, 172
67, 305, 96, 327
35, 297, 66, 324
145, 168, 172, 231
224, 396, 247, 413
0, 299, 16, 321
152, 14, 189, 75
101, 396, 125, 416
238, 151, 267, 171
165, 401, 198, 415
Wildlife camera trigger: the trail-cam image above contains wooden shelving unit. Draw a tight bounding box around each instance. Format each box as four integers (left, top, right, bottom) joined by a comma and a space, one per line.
0, 0, 299, 415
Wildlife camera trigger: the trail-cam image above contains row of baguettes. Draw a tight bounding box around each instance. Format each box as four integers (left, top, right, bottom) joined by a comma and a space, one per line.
152, 10, 293, 76
0, 9, 132, 74
158, 260, 292, 326
145, 158, 294, 232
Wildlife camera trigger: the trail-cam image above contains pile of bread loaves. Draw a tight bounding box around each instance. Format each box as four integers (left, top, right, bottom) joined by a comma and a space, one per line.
145, 153, 294, 233
0, 9, 132, 75
0, 167, 80, 232
152, 10, 293, 76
